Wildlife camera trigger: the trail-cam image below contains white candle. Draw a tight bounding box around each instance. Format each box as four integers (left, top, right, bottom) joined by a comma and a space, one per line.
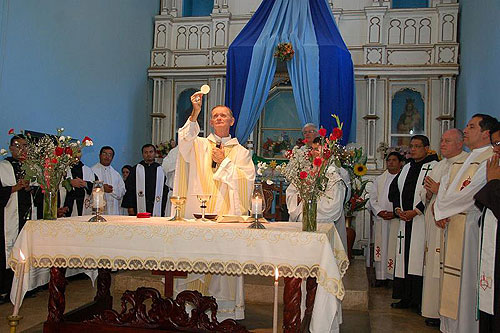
12, 250, 26, 316
273, 267, 279, 333
251, 197, 263, 215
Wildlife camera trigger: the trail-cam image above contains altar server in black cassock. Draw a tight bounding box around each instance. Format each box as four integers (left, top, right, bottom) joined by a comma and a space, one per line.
63, 160, 96, 217
122, 144, 168, 216
389, 135, 438, 311
477, 125, 500, 333
0, 135, 42, 303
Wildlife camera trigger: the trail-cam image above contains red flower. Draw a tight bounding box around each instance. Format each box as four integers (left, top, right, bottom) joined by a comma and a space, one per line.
313, 157, 322, 167
303, 139, 308, 144
51, 158, 58, 164
299, 171, 308, 179
65, 147, 73, 156
323, 149, 331, 159
331, 128, 343, 140
8, 128, 14, 135
82, 136, 92, 145
318, 128, 327, 137
55, 147, 64, 156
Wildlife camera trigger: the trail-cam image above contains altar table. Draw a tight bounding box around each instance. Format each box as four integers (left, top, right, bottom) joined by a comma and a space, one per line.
9, 216, 349, 332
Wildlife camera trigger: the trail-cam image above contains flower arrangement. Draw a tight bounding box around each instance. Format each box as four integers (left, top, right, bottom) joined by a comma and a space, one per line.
156, 139, 176, 158
273, 42, 295, 62
340, 145, 370, 217
256, 159, 285, 185
262, 133, 294, 158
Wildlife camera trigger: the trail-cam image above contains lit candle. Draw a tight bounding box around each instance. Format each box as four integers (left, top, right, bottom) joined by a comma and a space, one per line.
251, 197, 263, 215
12, 250, 26, 316
273, 267, 279, 333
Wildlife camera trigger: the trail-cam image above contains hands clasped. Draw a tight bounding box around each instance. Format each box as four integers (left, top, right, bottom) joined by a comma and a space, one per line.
212, 145, 225, 165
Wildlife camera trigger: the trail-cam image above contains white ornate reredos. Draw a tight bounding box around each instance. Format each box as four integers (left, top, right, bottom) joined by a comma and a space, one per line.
148, 0, 459, 250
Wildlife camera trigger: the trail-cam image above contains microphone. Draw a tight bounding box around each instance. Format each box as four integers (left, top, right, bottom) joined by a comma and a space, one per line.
212, 141, 221, 168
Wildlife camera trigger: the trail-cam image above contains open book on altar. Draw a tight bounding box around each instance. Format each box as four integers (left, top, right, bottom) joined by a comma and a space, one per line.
215, 215, 269, 223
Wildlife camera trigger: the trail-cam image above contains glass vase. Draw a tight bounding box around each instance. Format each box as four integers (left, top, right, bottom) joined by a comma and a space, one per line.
302, 197, 317, 232
43, 190, 58, 220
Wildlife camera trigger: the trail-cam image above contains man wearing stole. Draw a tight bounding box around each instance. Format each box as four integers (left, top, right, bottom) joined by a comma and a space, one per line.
476, 122, 500, 332
420, 129, 468, 327
172, 92, 255, 320
434, 114, 497, 333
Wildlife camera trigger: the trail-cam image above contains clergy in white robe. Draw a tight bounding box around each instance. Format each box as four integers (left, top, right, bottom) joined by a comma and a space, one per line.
420, 129, 468, 325
368, 152, 403, 282
389, 135, 438, 310
63, 159, 96, 217
161, 146, 178, 217
434, 114, 497, 333
91, 146, 126, 215
172, 93, 255, 320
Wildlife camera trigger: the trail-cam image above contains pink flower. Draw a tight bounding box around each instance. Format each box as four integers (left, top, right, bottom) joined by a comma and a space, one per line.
299, 171, 308, 179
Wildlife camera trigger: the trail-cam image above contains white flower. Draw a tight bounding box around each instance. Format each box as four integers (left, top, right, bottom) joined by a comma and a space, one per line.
0, 148, 7, 156
85, 140, 93, 147
67, 136, 71, 140
60, 127, 64, 132
77, 140, 81, 144
59, 136, 65, 142
266, 179, 274, 185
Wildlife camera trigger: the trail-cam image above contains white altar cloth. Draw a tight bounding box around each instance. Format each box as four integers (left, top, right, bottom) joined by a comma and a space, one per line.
8, 216, 348, 332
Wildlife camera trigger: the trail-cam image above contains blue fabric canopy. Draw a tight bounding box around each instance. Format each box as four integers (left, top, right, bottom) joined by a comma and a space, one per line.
225, 0, 355, 145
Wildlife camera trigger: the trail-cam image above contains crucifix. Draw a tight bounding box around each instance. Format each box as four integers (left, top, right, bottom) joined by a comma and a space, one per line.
397, 231, 405, 254
421, 164, 433, 185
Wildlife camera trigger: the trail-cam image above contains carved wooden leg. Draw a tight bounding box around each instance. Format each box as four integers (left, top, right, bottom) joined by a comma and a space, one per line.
283, 277, 301, 333
300, 277, 317, 332
47, 267, 67, 322
94, 269, 112, 308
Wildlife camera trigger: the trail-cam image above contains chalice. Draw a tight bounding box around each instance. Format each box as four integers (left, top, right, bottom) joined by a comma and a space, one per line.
196, 194, 212, 222
169, 196, 186, 221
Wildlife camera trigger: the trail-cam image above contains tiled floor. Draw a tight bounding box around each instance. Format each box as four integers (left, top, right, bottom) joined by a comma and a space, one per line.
0, 273, 440, 333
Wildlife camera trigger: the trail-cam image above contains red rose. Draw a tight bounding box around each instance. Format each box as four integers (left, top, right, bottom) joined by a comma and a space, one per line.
331, 128, 343, 140
318, 128, 327, 137
299, 171, 308, 179
55, 147, 64, 156
51, 158, 58, 164
303, 139, 308, 144
65, 147, 73, 156
313, 157, 322, 167
8, 128, 14, 135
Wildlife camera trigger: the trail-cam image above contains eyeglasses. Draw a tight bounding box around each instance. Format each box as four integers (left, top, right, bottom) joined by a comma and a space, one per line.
409, 144, 424, 149
492, 141, 500, 147
302, 130, 316, 135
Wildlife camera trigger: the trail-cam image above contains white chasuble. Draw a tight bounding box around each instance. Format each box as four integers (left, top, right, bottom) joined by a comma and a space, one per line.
91, 163, 126, 215
368, 170, 397, 280
173, 120, 255, 320
394, 160, 437, 278
434, 145, 493, 333
136, 164, 165, 217
420, 151, 468, 319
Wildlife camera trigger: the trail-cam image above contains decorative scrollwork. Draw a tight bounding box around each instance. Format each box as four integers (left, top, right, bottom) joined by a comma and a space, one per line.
86, 287, 248, 332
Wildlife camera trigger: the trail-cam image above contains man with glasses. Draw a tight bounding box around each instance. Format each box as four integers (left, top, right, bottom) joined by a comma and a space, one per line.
434, 114, 497, 333
0, 135, 39, 304
92, 146, 126, 215
301, 123, 319, 148
389, 135, 438, 312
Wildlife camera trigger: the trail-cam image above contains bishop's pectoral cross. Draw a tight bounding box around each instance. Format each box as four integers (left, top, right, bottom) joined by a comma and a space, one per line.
421, 164, 433, 185
397, 231, 405, 254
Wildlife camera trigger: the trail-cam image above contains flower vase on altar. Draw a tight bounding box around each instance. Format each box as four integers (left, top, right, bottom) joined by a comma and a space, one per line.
43, 190, 58, 220
302, 197, 317, 232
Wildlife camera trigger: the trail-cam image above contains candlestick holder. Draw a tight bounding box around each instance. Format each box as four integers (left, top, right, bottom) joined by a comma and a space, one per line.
89, 181, 106, 222
249, 183, 266, 229
7, 315, 22, 333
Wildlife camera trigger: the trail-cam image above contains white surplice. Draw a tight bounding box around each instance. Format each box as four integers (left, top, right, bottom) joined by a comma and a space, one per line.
286, 165, 347, 250
368, 170, 397, 280
161, 146, 178, 217
434, 145, 493, 333
172, 119, 255, 320
91, 163, 126, 215
420, 151, 468, 319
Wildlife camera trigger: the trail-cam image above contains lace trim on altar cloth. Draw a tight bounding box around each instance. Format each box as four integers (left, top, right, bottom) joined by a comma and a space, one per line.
9, 253, 349, 300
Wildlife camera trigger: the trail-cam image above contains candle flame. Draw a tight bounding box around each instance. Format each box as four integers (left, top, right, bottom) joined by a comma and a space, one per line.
274, 267, 279, 281
19, 250, 25, 261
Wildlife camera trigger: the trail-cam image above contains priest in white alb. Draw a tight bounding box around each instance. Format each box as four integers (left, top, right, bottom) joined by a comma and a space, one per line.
419, 129, 468, 327
161, 145, 178, 217
172, 92, 255, 320
91, 146, 126, 215
368, 152, 403, 284
434, 114, 497, 333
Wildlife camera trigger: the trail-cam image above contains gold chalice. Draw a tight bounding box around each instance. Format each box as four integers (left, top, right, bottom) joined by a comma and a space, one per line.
169, 196, 186, 221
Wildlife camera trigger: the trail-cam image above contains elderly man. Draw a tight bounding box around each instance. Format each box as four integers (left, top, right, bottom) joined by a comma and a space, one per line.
172, 92, 255, 320
434, 114, 497, 333
475, 122, 500, 333
420, 129, 468, 327
301, 123, 319, 148
92, 146, 126, 215
389, 135, 438, 311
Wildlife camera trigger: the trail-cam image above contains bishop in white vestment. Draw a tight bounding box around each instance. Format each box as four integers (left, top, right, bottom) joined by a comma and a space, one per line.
368, 152, 403, 282
91, 146, 126, 215
172, 93, 255, 320
434, 115, 496, 333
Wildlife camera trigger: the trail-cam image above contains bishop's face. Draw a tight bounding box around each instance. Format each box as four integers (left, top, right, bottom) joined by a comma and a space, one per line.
210, 107, 234, 136
491, 131, 500, 157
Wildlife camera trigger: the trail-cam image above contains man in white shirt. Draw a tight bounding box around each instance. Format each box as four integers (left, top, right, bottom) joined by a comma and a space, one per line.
92, 146, 126, 215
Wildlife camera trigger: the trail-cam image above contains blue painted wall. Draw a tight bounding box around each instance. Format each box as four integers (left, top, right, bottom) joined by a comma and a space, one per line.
456, 0, 500, 128
392, 0, 428, 9
0, 0, 159, 170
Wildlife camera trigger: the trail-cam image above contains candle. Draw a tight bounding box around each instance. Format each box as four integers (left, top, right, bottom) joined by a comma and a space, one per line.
251, 197, 263, 215
273, 267, 279, 333
12, 250, 26, 316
